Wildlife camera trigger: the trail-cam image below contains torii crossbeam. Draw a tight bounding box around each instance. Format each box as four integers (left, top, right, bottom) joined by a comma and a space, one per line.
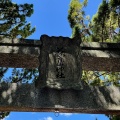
0, 35, 120, 114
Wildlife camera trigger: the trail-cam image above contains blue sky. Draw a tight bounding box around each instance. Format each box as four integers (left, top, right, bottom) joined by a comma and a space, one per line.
12, 0, 103, 39
3, 0, 109, 120
4, 112, 109, 120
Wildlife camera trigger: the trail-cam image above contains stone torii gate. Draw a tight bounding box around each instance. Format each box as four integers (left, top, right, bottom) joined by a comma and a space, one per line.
0, 35, 120, 114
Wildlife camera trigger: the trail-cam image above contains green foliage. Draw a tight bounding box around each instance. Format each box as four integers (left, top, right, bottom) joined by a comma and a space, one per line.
0, 68, 38, 83
106, 115, 120, 120
110, 0, 120, 7
10, 68, 38, 83
0, 67, 8, 82
0, 0, 35, 39
82, 0, 88, 7
90, 0, 120, 42
68, 0, 82, 28
0, 112, 10, 119
90, 0, 109, 42
68, 0, 89, 41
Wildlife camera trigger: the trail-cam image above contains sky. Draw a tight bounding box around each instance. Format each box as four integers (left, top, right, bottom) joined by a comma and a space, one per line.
2, 0, 110, 120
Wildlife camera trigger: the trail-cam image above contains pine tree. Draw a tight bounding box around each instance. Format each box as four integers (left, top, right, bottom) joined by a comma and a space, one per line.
0, 0, 35, 39
68, 0, 89, 42
90, 0, 120, 42
0, 111, 10, 119
106, 115, 120, 120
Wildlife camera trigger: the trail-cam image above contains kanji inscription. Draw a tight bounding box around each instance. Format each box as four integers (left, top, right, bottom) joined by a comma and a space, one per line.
36, 35, 82, 89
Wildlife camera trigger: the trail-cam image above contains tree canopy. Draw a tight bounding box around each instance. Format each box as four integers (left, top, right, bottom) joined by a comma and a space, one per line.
68, 0, 88, 40
90, 0, 120, 42
0, 0, 35, 38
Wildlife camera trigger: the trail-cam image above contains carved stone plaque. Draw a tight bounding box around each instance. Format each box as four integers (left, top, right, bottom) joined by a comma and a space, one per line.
36, 35, 82, 89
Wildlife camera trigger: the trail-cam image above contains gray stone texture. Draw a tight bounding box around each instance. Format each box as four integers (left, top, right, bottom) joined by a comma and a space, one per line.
0, 83, 120, 114
36, 35, 82, 89
0, 35, 120, 71
0, 35, 120, 113
0, 37, 40, 68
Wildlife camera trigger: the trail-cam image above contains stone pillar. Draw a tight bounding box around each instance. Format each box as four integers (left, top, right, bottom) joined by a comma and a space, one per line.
36, 35, 82, 89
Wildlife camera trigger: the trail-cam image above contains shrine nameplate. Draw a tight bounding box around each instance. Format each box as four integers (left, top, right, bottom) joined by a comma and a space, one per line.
36, 35, 82, 89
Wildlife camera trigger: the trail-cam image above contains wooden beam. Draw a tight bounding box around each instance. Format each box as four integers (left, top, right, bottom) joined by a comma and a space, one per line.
0, 36, 120, 71
0, 83, 120, 114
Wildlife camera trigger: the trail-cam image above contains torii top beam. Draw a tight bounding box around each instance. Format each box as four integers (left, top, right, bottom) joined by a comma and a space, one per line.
0, 35, 120, 71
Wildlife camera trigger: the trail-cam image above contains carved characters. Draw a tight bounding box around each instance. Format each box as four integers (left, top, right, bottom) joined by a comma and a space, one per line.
56, 47, 65, 78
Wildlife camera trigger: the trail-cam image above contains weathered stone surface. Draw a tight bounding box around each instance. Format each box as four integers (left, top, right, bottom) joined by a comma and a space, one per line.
0, 36, 120, 71
0, 37, 40, 45
36, 35, 82, 89
81, 42, 120, 71
0, 83, 120, 114
0, 37, 40, 68
0, 53, 38, 68
0, 36, 120, 114
0, 83, 35, 107
82, 56, 120, 71
81, 42, 120, 50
